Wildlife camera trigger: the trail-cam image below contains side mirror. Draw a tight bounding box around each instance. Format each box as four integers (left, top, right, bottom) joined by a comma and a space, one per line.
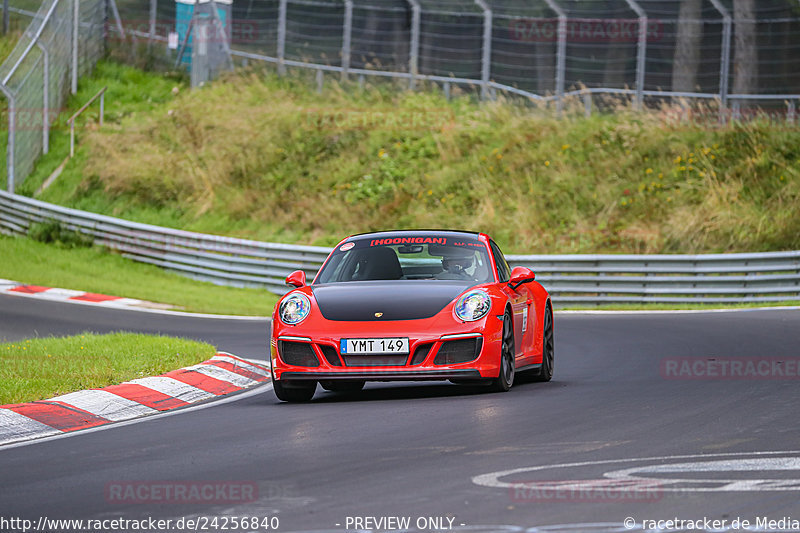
286, 270, 307, 288
508, 266, 535, 291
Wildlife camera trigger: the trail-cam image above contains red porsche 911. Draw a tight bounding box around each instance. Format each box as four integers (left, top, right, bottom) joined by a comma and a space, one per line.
269, 230, 554, 402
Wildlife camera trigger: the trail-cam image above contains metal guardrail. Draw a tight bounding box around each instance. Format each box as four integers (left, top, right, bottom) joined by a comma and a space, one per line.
0, 191, 329, 293
1, 191, 799, 306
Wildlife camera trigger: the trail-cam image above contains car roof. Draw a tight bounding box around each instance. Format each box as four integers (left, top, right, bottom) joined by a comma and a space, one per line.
346, 229, 485, 242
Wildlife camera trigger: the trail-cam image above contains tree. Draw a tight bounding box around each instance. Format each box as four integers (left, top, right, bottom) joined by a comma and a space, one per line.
733, 0, 757, 96
671, 0, 702, 93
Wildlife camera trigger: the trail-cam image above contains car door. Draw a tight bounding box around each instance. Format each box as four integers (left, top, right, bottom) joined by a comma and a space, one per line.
489, 241, 529, 365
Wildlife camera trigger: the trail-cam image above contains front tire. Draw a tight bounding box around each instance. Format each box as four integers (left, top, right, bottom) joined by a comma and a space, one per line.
533, 302, 554, 382
490, 311, 515, 392
273, 378, 316, 402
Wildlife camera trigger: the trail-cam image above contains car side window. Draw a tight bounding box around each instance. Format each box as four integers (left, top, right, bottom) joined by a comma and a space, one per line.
490, 241, 511, 282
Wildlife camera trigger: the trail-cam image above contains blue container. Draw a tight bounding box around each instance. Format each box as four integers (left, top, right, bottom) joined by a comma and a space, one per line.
175, 0, 232, 66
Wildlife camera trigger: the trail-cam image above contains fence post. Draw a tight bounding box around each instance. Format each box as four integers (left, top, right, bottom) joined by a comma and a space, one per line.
107, 0, 128, 43
406, 0, 420, 90
544, 0, 566, 114
341, 0, 352, 81
36, 42, 49, 155
583, 90, 592, 117
208, 0, 233, 70
3, 0, 8, 35
709, 0, 731, 124
474, 0, 491, 100
277, 0, 287, 75
71, 0, 79, 95
624, 0, 646, 110
2, 88, 14, 193
149, 0, 157, 50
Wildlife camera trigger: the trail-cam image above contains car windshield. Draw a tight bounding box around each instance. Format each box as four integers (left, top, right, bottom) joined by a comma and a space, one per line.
315, 237, 493, 284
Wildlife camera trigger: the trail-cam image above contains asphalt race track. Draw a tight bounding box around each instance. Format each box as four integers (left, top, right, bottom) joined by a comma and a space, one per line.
2, 292, 800, 532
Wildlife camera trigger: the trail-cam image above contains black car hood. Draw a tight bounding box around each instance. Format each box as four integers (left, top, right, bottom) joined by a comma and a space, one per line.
311, 281, 473, 321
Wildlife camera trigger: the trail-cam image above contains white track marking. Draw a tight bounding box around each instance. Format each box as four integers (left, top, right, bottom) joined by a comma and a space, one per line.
473, 451, 800, 493
49, 390, 157, 422
0, 409, 61, 445
0, 285, 268, 320
43, 288, 86, 298
126, 376, 215, 403
184, 364, 260, 388
95, 298, 145, 307
211, 354, 271, 377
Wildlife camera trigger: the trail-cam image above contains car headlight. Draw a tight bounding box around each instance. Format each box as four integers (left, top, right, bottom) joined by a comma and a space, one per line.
279, 293, 311, 325
454, 290, 491, 322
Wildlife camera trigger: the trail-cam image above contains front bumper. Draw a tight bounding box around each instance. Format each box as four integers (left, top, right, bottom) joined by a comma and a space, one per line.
271, 330, 500, 382
280, 369, 484, 381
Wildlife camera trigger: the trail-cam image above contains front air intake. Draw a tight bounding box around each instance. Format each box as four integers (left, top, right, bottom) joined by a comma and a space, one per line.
278, 341, 320, 367
319, 344, 342, 366
434, 338, 483, 365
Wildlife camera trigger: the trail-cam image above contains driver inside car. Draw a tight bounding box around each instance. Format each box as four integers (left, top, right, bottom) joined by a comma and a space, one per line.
440, 251, 475, 280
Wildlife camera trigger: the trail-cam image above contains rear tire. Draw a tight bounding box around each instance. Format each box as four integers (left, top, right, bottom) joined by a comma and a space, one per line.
533, 303, 554, 382
272, 378, 316, 402
320, 380, 365, 393
490, 311, 515, 392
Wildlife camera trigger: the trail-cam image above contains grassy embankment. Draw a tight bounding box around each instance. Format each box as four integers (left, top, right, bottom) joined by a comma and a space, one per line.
20, 61, 800, 255
0, 333, 215, 404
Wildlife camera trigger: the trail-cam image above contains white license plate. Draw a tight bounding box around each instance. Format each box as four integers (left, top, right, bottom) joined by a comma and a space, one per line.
340, 337, 410, 355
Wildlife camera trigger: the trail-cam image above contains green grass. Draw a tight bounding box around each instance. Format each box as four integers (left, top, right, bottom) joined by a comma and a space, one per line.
20, 61, 800, 256
0, 332, 216, 404
0, 234, 278, 316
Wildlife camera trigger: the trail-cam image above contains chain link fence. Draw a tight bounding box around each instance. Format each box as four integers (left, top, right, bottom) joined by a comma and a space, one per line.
113, 0, 800, 112
3, 1, 800, 193
0, 0, 105, 193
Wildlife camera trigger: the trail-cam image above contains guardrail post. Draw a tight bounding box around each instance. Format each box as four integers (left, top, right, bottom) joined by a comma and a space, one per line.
544, 0, 566, 115
406, 0, 420, 90
624, 0, 646, 110
474, 0, 492, 100
341, 0, 352, 80
709, 0, 731, 124
277, 0, 287, 75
